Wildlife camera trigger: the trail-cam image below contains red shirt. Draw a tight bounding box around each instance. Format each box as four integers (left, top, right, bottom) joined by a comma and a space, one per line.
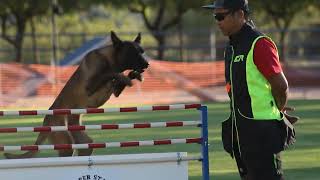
253, 38, 282, 78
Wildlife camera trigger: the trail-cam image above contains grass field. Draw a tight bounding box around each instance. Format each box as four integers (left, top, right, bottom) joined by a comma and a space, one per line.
0, 99, 319, 180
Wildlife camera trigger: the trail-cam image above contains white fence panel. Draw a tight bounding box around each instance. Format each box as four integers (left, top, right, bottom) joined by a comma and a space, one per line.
0, 152, 188, 180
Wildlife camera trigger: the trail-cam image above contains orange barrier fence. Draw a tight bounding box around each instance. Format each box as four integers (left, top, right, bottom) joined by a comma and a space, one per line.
0, 60, 224, 96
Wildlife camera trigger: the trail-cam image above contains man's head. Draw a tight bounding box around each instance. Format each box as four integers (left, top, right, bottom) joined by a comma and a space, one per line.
203, 0, 250, 36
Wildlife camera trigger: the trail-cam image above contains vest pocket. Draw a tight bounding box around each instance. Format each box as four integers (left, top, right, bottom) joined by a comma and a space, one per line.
278, 116, 296, 151
221, 115, 233, 155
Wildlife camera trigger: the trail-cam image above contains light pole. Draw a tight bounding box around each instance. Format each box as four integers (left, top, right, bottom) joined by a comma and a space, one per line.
51, 0, 59, 66
50, 0, 61, 93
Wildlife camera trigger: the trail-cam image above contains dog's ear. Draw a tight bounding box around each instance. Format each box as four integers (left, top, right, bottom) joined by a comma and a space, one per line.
111, 31, 122, 48
134, 32, 141, 44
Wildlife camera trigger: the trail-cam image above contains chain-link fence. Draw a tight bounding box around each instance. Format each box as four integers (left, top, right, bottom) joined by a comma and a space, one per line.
0, 27, 319, 64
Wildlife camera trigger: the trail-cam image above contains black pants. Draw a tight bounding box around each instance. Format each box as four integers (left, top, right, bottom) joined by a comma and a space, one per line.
222, 116, 287, 180
235, 118, 285, 180
233, 142, 283, 180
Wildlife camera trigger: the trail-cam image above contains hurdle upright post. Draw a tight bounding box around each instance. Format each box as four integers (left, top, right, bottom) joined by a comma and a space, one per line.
199, 105, 210, 180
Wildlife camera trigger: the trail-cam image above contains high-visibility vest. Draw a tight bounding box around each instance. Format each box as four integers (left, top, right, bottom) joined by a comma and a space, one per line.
226, 24, 281, 120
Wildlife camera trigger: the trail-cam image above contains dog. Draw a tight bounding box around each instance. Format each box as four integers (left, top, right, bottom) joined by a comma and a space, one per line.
4, 31, 149, 159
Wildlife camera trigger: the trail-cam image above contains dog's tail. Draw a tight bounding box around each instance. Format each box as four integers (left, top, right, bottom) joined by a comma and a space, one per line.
4, 115, 52, 159
4, 150, 37, 159
3, 131, 49, 159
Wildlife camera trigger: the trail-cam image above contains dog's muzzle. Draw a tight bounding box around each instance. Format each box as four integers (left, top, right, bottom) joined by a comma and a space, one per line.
136, 53, 150, 73
142, 53, 150, 62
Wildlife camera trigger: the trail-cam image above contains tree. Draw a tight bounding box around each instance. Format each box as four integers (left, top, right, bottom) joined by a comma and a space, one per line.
124, 0, 210, 60
0, 0, 104, 63
251, 0, 315, 62
0, 0, 50, 62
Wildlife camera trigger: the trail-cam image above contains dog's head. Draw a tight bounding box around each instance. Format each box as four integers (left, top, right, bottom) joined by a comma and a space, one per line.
111, 31, 149, 73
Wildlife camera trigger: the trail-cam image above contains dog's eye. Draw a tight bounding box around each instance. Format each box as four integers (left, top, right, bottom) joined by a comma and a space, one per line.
134, 44, 144, 54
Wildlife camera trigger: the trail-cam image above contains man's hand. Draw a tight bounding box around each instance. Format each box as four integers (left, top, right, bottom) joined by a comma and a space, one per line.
283, 107, 299, 125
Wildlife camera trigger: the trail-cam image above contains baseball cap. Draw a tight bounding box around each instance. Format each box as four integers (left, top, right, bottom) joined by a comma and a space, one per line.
202, 0, 249, 12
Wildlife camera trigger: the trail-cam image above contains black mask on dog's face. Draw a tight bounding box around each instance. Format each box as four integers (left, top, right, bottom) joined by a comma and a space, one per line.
111, 31, 149, 72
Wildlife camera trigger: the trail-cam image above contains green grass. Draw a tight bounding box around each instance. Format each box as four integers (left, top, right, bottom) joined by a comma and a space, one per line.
0, 100, 319, 180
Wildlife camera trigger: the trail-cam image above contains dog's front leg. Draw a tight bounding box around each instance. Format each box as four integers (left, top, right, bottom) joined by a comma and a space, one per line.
113, 71, 142, 97
86, 73, 118, 96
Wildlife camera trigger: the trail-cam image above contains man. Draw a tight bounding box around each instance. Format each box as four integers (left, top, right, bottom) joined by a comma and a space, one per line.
203, 0, 298, 179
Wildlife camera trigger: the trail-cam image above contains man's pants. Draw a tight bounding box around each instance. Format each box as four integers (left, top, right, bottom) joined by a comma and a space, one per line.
233, 144, 284, 180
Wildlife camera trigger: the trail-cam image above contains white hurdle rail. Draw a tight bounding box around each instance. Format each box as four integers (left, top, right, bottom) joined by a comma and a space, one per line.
0, 120, 201, 133
0, 104, 201, 116
0, 103, 210, 180
0, 138, 202, 152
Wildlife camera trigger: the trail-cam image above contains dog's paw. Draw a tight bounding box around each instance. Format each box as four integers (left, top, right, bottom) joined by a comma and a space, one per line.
113, 88, 122, 97
128, 71, 143, 81
118, 76, 133, 86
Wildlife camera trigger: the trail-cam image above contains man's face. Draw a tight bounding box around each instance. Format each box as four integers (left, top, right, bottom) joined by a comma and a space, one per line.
213, 8, 239, 36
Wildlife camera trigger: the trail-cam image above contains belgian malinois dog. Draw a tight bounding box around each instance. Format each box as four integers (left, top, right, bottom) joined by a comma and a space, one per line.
4, 31, 149, 159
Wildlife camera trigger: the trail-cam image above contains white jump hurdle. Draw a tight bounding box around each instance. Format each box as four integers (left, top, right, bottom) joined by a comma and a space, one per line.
0, 153, 193, 180
0, 104, 210, 180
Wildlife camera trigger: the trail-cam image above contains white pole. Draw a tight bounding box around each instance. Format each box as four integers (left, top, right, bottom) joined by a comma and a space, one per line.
0, 63, 2, 107
210, 27, 216, 60
0, 153, 198, 169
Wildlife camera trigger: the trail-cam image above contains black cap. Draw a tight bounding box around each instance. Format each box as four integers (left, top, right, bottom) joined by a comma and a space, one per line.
202, 0, 249, 12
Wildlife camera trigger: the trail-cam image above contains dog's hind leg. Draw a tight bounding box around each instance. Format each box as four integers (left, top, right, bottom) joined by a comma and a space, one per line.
72, 131, 94, 156
47, 115, 75, 157
68, 115, 94, 156
49, 131, 75, 157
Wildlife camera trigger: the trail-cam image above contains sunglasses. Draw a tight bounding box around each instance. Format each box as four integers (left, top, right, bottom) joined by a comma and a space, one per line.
213, 11, 232, 21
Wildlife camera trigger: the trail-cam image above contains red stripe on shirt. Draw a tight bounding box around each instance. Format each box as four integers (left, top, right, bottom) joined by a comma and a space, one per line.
253, 38, 283, 78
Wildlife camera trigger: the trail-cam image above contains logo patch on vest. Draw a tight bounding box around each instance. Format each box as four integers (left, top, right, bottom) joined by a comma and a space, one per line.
234, 55, 244, 62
